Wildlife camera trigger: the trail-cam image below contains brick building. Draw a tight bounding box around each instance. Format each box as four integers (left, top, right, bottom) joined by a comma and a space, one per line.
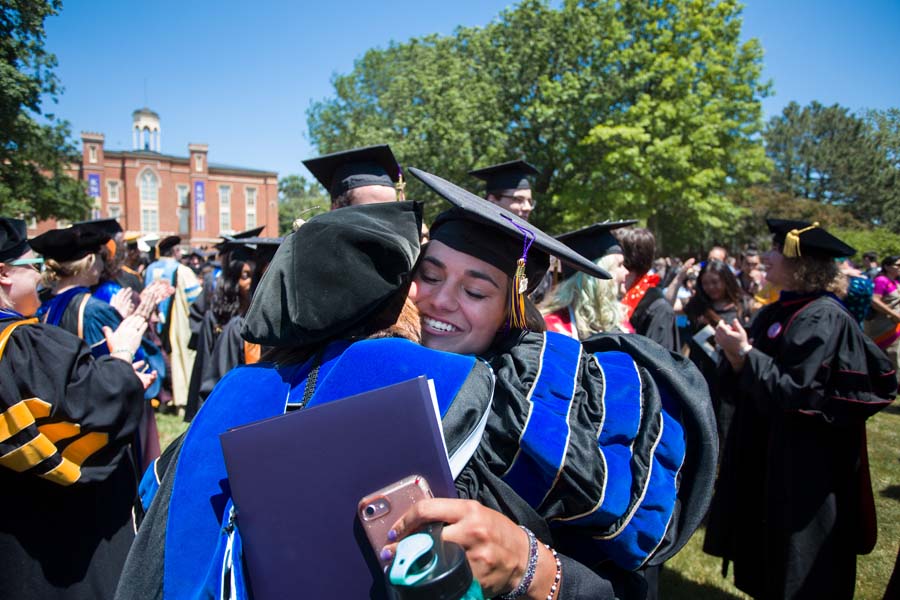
31, 108, 279, 246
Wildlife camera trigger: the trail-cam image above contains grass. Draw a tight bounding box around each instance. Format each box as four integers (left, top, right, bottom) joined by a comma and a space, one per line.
153, 403, 900, 598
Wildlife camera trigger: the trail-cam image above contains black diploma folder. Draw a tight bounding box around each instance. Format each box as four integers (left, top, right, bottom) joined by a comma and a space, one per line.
219, 375, 456, 599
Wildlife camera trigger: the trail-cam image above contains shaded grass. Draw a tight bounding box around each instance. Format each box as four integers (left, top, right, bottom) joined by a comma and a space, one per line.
155, 411, 189, 452
664, 406, 900, 600
152, 403, 900, 598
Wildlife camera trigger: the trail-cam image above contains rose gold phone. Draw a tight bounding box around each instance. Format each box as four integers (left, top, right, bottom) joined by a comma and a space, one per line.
358, 474, 433, 566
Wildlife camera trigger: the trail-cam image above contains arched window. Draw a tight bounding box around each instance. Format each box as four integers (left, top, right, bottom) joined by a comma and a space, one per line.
143, 126, 152, 150
139, 169, 159, 232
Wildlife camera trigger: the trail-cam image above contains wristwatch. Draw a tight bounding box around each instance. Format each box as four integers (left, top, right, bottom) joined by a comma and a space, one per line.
738, 343, 753, 358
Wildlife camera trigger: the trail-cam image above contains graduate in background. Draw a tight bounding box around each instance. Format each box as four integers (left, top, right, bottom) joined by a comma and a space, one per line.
0, 217, 152, 599
144, 236, 202, 412
704, 219, 896, 599
184, 237, 282, 421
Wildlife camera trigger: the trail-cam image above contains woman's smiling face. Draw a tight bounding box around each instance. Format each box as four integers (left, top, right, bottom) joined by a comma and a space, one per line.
410, 240, 508, 355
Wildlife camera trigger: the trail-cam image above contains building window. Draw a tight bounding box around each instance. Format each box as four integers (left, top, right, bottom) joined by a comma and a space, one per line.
27, 216, 37, 230
195, 154, 204, 172
245, 187, 257, 229
177, 185, 190, 234
219, 185, 231, 232
107, 180, 120, 203
108, 205, 121, 220
140, 169, 159, 233
88, 145, 98, 163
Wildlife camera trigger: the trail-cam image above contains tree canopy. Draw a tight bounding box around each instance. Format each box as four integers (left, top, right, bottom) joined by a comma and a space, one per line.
277, 175, 328, 235
0, 0, 90, 221
307, 0, 771, 252
764, 102, 899, 231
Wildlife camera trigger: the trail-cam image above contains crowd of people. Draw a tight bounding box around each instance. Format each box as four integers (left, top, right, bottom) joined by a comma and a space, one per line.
0, 144, 897, 599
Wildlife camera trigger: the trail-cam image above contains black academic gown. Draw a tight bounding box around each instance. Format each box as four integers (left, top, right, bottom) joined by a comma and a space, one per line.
703, 292, 896, 599
629, 287, 679, 353
0, 316, 145, 600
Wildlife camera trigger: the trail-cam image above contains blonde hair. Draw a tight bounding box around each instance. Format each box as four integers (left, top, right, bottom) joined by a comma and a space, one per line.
41, 253, 97, 288
540, 254, 625, 339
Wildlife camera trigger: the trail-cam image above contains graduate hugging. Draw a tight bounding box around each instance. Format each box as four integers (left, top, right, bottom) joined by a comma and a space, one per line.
119, 168, 717, 600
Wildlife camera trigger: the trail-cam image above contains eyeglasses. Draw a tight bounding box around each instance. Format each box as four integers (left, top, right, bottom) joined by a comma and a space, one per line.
8, 257, 45, 273
496, 194, 536, 208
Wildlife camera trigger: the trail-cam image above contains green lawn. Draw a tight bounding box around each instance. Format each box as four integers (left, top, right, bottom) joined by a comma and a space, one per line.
155, 403, 900, 597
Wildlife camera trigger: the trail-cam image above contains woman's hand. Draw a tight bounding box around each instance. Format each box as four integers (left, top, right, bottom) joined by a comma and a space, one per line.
130, 360, 158, 390
103, 315, 147, 362
110, 287, 135, 318
383, 498, 559, 599
715, 318, 750, 372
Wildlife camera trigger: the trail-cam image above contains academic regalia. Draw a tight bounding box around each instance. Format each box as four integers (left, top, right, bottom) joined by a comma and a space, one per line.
629, 287, 678, 352
704, 293, 896, 598
0, 314, 145, 600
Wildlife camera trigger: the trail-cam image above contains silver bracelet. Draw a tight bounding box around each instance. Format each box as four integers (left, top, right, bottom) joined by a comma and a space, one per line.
110, 348, 134, 362
500, 525, 538, 600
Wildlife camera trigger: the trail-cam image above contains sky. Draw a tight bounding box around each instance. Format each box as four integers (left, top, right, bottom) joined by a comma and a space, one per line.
42, 0, 900, 182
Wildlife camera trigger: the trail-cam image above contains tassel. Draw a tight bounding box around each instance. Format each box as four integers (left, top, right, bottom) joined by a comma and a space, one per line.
395, 170, 406, 202
783, 222, 819, 258
509, 258, 528, 329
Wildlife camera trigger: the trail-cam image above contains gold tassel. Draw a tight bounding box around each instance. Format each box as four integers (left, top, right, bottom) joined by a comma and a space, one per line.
395, 172, 406, 202
509, 258, 528, 329
783, 222, 819, 258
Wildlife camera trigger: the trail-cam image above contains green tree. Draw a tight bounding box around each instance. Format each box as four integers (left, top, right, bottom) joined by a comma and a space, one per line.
764, 101, 899, 230
307, 0, 771, 253
277, 175, 328, 235
0, 0, 91, 221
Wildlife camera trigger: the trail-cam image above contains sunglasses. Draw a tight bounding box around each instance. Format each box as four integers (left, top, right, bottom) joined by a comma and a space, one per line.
8, 257, 45, 273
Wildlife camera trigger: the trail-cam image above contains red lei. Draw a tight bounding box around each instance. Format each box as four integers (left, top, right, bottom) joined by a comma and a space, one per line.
622, 272, 661, 322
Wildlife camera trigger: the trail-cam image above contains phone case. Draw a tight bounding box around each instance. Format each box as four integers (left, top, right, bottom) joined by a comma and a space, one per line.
358, 474, 433, 566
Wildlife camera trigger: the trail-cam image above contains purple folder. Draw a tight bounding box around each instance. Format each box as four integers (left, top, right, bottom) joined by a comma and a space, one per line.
219, 376, 456, 599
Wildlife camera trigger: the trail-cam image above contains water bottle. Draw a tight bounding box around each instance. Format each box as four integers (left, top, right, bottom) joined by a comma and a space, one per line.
386, 524, 484, 600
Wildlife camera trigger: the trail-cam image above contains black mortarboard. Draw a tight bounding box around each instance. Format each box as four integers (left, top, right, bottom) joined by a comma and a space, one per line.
410, 167, 609, 284
74, 217, 123, 238
469, 160, 538, 193
215, 225, 267, 251
303, 144, 401, 200
30, 224, 111, 262
556, 220, 637, 279
221, 237, 283, 264
766, 219, 855, 259
158, 236, 181, 254
241, 201, 422, 347
0, 218, 30, 262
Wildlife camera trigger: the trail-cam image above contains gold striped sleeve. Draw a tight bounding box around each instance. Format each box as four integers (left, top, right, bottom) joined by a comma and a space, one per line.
39, 422, 82, 444
39, 457, 81, 486
0, 433, 58, 472
0, 400, 34, 443
61, 431, 109, 466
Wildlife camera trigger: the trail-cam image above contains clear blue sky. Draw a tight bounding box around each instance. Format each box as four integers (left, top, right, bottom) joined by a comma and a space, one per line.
43, 0, 899, 182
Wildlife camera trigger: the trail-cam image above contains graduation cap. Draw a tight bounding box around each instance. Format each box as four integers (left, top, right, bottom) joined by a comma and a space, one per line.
158, 235, 181, 254
74, 217, 123, 238
766, 219, 855, 259
469, 160, 538, 194
213, 225, 266, 252
556, 220, 637, 279
30, 224, 111, 262
408, 167, 609, 329
0, 218, 30, 262
220, 237, 283, 265
242, 201, 422, 347
303, 144, 402, 200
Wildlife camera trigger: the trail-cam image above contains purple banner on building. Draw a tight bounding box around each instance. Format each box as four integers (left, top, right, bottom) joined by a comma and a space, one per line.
194, 180, 206, 231
87, 173, 101, 197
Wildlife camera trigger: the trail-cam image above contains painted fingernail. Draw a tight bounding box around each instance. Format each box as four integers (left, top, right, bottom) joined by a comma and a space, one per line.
387, 529, 398, 542
380, 548, 393, 561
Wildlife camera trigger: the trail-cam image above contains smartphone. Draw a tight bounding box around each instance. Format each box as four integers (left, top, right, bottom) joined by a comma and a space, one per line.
358, 474, 433, 566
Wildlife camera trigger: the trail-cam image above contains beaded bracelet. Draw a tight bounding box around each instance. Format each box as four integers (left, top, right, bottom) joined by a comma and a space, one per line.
110, 349, 134, 362
544, 544, 561, 600
500, 525, 538, 600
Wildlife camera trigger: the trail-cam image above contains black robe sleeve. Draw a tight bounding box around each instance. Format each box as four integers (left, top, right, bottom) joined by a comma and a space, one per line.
0, 319, 145, 484
630, 289, 679, 353
739, 298, 896, 422
198, 315, 244, 402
